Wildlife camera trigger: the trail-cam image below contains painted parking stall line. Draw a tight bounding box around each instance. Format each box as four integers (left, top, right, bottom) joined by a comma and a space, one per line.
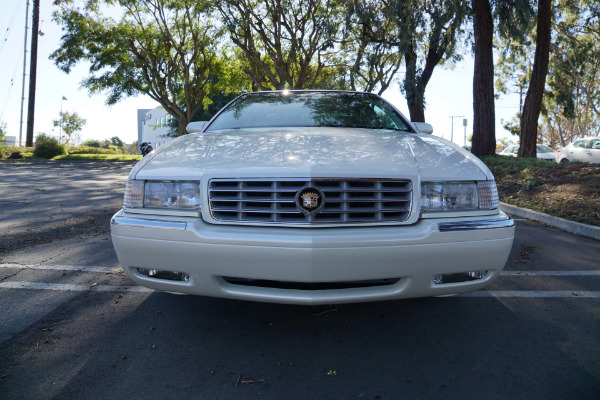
1, 264, 599, 298
0, 281, 153, 293
1, 281, 599, 299
0, 263, 121, 274
1, 281, 599, 298
2, 264, 599, 277
461, 291, 600, 298
500, 270, 600, 276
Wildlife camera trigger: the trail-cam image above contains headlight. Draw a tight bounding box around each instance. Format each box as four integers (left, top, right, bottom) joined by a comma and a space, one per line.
421, 181, 498, 212
124, 179, 201, 210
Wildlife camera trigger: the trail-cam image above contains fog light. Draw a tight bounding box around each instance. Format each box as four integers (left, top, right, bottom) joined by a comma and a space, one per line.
433, 270, 487, 285
137, 268, 190, 282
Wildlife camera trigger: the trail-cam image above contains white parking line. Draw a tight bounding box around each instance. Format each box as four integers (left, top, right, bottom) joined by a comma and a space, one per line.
0, 263, 121, 274
2, 264, 599, 298
0, 281, 599, 298
461, 291, 600, 298
0, 281, 152, 292
2, 264, 598, 277
501, 270, 600, 276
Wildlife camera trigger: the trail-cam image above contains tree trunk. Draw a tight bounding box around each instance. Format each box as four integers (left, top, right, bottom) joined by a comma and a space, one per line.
407, 100, 426, 122
404, 45, 426, 122
518, 0, 552, 158
471, 0, 496, 157
177, 118, 188, 137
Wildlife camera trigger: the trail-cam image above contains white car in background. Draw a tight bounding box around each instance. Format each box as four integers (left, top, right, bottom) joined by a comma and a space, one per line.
555, 137, 600, 164
499, 144, 557, 160
110, 90, 514, 305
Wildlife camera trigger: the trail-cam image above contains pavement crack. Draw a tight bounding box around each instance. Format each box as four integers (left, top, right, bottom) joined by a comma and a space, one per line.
0, 269, 23, 283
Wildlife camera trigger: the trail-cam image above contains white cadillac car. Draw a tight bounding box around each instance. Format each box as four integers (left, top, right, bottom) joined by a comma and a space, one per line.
555, 137, 600, 164
499, 144, 557, 160
111, 90, 514, 304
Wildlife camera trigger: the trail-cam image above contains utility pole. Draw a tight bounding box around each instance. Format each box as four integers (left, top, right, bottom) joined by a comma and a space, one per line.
59, 96, 67, 144
25, 0, 40, 147
463, 118, 468, 147
18, 0, 30, 147
449, 115, 464, 144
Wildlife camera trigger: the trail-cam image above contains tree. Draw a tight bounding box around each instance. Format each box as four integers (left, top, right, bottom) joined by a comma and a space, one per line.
472, 0, 497, 157
494, 31, 534, 116
402, 0, 469, 122
82, 139, 102, 148
109, 136, 124, 148
129, 140, 138, 154
52, 0, 243, 136
493, 1, 599, 151
214, 0, 347, 91
350, 0, 469, 122
164, 91, 243, 137
52, 111, 86, 146
518, 0, 552, 158
0, 121, 7, 144
470, 0, 533, 157
543, 0, 600, 146
341, 2, 404, 94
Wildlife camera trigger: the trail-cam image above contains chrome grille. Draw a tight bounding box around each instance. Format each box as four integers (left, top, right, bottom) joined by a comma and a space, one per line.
208, 178, 412, 225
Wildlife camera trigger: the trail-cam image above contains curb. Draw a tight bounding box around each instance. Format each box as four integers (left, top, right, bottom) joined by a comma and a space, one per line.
500, 202, 600, 241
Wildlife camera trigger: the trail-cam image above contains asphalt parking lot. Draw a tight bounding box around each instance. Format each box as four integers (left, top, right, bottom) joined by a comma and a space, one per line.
0, 161, 599, 400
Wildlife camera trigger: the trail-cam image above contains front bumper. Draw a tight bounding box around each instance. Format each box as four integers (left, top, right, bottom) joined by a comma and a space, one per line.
110, 210, 514, 305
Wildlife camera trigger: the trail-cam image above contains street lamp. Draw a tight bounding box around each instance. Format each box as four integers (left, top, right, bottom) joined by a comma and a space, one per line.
60, 96, 68, 144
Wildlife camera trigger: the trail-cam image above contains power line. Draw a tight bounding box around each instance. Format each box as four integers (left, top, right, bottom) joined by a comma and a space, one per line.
0, 0, 26, 56
0, 62, 21, 119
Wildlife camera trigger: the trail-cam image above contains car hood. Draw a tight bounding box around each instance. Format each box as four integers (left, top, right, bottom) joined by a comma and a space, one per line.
133, 127, 491, 181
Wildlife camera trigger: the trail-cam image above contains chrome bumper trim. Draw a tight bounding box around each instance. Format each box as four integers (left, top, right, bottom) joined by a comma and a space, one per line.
438, 216, 514, 232
111, 216, 187, 231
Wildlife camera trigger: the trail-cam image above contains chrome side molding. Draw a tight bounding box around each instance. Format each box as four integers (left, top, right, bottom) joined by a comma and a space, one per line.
111, 216, 187, 231
438, 216, 514, 232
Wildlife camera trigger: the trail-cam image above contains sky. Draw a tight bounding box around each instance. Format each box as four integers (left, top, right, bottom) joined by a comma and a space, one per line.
0, 0, 520, 146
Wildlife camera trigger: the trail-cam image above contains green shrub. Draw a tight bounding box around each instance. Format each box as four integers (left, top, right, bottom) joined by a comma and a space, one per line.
8, 151, 24, 159
0, 146, 11, 159
107, 144, 127, 154
68, 146, 116, 155
81, 139, 103, 148
34, 134, 67, 159
0, 145, 34, 159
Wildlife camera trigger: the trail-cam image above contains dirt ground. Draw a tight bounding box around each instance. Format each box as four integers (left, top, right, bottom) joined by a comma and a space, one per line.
487, 161, 600, 226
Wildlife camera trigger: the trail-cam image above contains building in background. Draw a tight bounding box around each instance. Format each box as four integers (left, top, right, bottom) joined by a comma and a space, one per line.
137, 108, 174, 154
3, 136, 17, 146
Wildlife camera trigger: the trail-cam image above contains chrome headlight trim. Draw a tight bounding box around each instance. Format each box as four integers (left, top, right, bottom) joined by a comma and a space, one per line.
123, 179, 201, 211
420, 180, 499, 214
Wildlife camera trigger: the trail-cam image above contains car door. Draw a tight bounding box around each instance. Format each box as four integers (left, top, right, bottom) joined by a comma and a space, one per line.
588, 139, 600, 163
568, 139, 591, 162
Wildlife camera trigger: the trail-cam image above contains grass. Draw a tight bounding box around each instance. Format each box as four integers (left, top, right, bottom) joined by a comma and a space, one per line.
1, 145, 142, 162
481, 155, 600, 227
479, 155, 558, 173
53, 154, 143, 161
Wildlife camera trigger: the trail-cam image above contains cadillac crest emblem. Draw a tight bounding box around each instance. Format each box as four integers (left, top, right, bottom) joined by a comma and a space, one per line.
295, 186, 325, 217
301, 192, 320, 209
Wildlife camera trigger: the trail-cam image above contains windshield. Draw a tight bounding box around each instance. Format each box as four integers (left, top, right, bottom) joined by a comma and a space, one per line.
206, 91, 412, 132
537, 145, 554, 153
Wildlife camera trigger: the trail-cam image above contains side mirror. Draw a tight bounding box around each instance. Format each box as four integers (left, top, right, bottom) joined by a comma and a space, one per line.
413, 122, 433, 134
186, 121, 207, 134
